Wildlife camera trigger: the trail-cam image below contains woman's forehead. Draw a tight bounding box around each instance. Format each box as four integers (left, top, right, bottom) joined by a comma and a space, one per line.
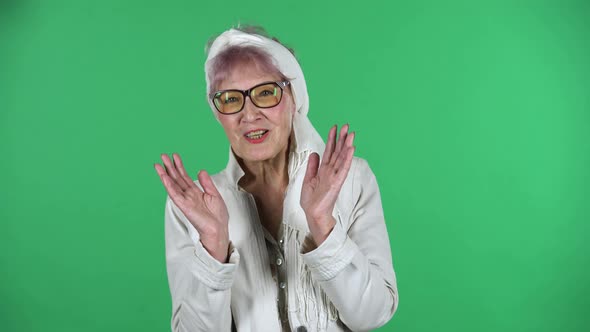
217, 67, 282, 91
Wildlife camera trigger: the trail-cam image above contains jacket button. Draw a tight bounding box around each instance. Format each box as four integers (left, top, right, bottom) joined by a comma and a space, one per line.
276, 258, 283, 266
296, 327, 307, 332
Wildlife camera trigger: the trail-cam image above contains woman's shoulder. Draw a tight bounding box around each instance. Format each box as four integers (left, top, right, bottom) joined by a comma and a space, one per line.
349, 156, 378, 189
334, 156, 378, 211
350, 156, 372, 175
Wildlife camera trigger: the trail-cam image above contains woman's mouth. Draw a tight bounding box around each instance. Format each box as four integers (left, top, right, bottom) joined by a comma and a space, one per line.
244, 129, 270, 144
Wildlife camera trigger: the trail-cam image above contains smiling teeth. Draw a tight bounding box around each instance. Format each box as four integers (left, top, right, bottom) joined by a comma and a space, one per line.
246, 130, 267, 139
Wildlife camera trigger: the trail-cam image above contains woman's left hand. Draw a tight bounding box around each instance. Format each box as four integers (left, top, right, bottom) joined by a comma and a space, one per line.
300, 124, 355, 246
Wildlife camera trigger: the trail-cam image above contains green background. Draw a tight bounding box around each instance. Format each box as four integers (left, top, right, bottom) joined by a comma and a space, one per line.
1, 0, 588, 331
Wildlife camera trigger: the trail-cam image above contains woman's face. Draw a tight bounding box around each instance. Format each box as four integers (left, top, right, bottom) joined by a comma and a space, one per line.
216, 65, 296, 163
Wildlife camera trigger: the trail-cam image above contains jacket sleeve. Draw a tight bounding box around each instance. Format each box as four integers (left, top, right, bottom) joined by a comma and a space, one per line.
300, 158, 399, 331
164, 196, 240, 332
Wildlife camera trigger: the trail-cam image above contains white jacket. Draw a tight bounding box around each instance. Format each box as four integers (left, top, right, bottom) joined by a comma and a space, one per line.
164, 112, 399, 332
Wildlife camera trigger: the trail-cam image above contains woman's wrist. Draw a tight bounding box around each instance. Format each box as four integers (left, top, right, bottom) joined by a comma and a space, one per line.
305, 214, 336, 247
200, 236, 230, 263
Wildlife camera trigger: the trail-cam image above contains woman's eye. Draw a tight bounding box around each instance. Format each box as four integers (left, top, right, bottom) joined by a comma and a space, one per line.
223, 96, 239, 104
259, 89, 274, 96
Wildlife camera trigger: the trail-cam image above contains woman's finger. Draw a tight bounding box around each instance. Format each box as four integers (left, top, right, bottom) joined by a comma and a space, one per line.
161, 153, 190, 191
155, 163, 183, 194
197, 170, 221, 197
157, 169, 187, 204
321, 125, 337, 166
335, 146, 355, 184
303, 152, 320, 185
333, 132, 355, 171
154, 162, 167, 178
173, 153, 198, 189
330, 124, 349, 166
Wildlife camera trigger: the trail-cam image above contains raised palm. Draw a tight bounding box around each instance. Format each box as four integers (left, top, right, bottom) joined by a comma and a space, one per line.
301, 124, 355, 243
155, 153, 229, 262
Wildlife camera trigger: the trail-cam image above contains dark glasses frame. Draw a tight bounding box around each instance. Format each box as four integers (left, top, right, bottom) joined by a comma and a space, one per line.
209, 80, 291, 115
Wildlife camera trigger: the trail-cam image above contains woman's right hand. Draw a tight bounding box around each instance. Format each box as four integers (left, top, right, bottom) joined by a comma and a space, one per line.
155, 153, 230, 263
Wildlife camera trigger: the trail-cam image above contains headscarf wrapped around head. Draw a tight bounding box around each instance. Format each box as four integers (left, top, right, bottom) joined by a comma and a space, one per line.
204, 28, 324, 158
205, 28, 309, 117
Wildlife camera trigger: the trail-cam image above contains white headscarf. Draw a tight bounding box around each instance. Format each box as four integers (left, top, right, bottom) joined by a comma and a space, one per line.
205, 28, 309, 116
204, 28, 325, 181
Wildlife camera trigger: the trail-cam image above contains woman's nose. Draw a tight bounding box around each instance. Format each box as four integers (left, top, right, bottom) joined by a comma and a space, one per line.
242, 97, 262, 121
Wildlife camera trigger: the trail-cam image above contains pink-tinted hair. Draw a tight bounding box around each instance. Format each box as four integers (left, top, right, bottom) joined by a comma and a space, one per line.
206, 25, 296, 94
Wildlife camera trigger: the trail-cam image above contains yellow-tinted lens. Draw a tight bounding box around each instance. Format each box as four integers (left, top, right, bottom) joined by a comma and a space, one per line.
251, 83, 282, 108
213, 90, 244, 114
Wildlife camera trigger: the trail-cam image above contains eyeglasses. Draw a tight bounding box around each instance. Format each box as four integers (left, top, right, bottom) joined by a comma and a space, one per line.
210, 81, 290, 115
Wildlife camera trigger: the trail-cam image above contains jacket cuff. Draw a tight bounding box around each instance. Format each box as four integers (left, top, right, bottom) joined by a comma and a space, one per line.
299, 219, 358, 281
190, 231, 240, 290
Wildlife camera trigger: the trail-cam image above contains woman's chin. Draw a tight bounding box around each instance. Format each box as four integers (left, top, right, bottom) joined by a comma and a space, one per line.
232, 138, 287, 163
241, 151, 274, 162
234, 144, 280, 163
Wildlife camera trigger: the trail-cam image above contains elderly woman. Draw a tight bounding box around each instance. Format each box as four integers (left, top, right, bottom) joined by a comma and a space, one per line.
154, 26, 398, 332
